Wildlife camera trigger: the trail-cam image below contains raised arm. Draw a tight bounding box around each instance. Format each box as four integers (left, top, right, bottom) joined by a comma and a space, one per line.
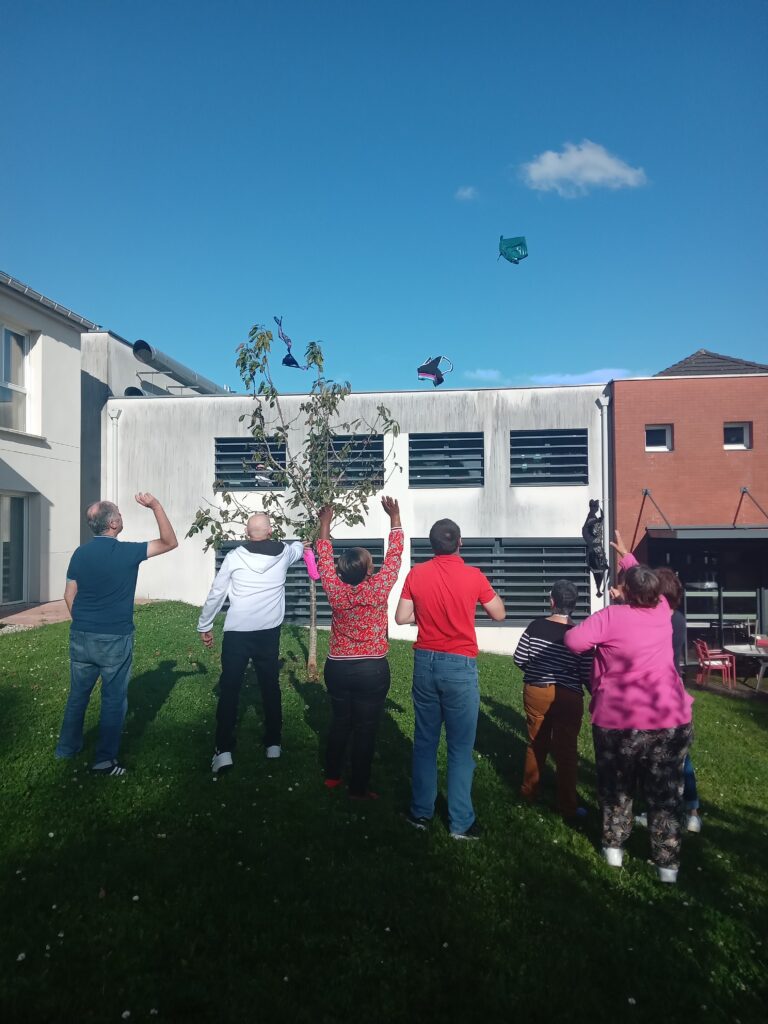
369, 497, 404, 597
315, 506, 345, 602
136, 493, 178, 558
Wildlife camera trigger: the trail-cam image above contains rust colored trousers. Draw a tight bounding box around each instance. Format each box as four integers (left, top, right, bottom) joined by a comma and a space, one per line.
520, 683, 584, 818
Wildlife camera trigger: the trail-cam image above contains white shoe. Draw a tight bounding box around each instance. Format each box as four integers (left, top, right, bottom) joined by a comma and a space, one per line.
211, 751, 233, 774
602, 847, 624, 868
266, 745, 282, 759
657, 866, 678, 884
686, 813, 702, 833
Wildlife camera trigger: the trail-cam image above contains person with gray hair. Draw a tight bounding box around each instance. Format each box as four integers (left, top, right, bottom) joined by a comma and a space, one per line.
513, 579, 592, 821
55, 493, 178, 775
197, 512, 306, 774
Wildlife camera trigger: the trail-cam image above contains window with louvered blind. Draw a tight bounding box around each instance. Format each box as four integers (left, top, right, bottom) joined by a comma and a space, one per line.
214, 437, 287, 491
509, 429, 589, 486
215, 539, 385, 625
408, 432, 484, 487
409, 537, 590, 624
326, 434, 384, 489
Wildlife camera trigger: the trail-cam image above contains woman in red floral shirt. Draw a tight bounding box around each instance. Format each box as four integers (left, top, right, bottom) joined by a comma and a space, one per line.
316, 497, 404, 798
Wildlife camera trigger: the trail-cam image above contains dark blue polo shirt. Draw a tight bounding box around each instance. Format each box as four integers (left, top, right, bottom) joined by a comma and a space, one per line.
67, 538, 148, 635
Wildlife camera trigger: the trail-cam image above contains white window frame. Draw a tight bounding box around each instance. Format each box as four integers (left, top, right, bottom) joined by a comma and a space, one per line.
0, 322, 29, 433
645, 424, 673, 452
723, 422, 752, 451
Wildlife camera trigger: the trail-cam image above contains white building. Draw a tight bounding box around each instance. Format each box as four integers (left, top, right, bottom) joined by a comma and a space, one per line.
0, 272, 228, 608
104, 385, 611, 653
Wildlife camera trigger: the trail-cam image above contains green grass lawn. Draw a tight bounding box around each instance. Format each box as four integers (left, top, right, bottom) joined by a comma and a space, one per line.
1, 602, 766, 1024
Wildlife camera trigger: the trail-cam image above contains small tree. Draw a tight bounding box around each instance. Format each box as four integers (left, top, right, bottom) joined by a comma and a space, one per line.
188, 322, 400, 679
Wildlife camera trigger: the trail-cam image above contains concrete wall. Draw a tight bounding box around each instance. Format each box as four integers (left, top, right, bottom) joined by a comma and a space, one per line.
104, 384, 609, 653
80, 332, 201, 539
0, 288, 82, 602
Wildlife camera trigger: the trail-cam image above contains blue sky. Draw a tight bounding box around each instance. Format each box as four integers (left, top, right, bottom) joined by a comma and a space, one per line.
2, 0, 766, 393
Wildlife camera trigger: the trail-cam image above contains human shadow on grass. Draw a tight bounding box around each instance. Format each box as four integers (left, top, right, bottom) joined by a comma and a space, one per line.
476, 696, 528, 787
118, 659, 208, 756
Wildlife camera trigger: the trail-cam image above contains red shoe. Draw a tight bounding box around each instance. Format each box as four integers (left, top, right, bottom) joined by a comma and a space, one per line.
324, 778, 343, 789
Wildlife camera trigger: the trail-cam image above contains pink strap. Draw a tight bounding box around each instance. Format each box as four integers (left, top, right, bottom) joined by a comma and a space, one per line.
303, 548, 320, 581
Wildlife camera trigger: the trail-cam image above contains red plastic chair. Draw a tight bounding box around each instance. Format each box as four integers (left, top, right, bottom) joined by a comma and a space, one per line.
693, 639, 736, 690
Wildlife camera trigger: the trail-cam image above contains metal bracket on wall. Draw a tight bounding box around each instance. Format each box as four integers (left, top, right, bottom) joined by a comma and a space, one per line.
733, 486, 768, 527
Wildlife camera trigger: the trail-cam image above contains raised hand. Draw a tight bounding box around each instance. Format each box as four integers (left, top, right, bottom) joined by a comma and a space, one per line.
381, 496, 400, 521
609, 529, 628, 558
135, 492, 159, 510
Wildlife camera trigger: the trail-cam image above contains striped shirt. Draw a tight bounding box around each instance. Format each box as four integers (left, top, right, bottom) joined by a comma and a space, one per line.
513, 617, 591, 694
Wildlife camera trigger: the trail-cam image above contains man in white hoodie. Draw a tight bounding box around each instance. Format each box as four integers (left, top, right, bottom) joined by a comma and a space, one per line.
197, 513, 305, 773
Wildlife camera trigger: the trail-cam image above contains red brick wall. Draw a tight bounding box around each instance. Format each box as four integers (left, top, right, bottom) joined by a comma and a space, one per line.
612, 376, 768, 554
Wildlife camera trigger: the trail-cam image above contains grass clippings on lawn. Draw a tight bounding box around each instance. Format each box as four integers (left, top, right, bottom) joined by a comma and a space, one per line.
1, 602, 766, 1024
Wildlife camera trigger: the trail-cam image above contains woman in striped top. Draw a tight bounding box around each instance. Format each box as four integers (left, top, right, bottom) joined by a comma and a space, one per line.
315, 497, 404, 799
513, 579, 591, 820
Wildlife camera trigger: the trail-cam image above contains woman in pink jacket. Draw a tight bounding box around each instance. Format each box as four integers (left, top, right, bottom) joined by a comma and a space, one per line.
564, 538, 693, 883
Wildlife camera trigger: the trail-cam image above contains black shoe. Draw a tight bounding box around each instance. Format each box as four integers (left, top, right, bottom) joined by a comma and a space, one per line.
91, 760, 127, 777
404, 813, 431, 831
450, 821, 482, 841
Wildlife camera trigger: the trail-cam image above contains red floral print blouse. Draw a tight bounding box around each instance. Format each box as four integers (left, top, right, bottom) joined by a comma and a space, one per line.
316, 529, 404, 659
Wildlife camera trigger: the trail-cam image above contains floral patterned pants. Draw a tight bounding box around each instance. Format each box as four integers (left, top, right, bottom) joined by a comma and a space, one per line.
592, 723, 693, 868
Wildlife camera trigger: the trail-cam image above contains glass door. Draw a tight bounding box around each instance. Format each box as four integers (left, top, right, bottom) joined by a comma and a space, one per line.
0, 494, 26, 604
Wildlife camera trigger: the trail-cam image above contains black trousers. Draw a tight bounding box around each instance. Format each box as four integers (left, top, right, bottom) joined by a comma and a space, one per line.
215, 627, 282, 752
324, 657, 390, 796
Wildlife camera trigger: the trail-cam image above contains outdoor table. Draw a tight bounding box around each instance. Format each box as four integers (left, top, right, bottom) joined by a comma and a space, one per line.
724, 645, 768, 693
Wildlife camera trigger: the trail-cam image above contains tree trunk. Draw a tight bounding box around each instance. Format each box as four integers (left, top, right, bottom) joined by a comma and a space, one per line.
307, 577, 319, 681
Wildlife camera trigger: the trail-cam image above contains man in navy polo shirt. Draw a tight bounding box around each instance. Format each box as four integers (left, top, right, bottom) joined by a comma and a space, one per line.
55, 493, 178, 775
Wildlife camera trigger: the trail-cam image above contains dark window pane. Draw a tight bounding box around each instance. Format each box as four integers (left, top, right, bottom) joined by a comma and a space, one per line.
645, 427, 669, 449
214, 437, 287, 490
326, 434, 384, 489
723, 425, 746, 446
409, 432, 484, 487
510, 429, 588, 485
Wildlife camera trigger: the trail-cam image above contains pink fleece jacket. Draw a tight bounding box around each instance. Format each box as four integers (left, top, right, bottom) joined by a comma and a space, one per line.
564, 554, 693, 730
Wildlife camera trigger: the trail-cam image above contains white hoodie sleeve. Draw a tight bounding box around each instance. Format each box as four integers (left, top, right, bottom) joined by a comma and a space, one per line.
285, 541, 305, 567
197, 552, 234, 632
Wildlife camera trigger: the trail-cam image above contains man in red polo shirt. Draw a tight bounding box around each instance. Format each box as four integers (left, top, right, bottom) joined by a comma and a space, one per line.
395, 519, 505, 840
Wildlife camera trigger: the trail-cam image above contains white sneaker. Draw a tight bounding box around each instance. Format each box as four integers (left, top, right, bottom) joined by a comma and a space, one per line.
686, 813, 702, 833
602, 847, 624, 868
266, 745, 282, 759
211, 751, 233, 774
657, 866, 678, 884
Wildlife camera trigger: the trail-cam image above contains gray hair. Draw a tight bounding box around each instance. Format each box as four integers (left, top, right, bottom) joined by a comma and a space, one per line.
87, 501, 119, 536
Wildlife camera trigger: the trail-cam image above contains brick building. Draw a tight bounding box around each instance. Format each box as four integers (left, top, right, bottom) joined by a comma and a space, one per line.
611, 350, 768, 654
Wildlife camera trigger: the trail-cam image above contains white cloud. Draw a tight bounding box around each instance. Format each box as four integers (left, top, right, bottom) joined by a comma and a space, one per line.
520, 140, 647, 197
464, 368, 511, 385
454, 185, 478, 201
529, 368, 630, 385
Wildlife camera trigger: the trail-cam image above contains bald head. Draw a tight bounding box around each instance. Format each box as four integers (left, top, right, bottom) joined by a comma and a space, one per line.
246, 513, 272, 541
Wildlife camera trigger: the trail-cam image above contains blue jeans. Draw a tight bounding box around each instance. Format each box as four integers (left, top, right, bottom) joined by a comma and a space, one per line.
55, 630, 134, 765
410, 649, 480, 834
683, 753, 699, 810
